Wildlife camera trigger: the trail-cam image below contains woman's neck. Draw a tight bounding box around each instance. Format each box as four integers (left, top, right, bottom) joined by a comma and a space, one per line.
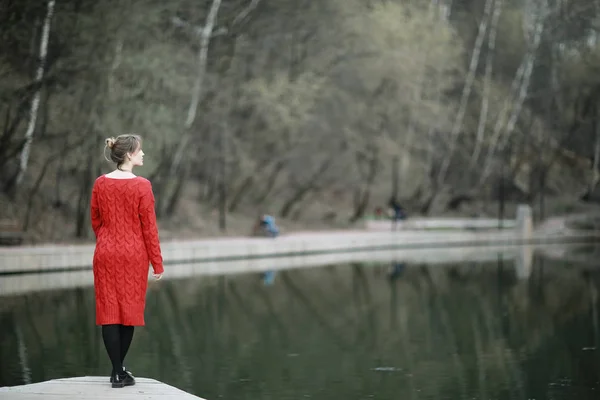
105, 169, 136, 179
118, 163, 134, 173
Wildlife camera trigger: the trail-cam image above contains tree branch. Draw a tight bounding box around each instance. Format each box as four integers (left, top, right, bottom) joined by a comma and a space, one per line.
232, 0, 261, 27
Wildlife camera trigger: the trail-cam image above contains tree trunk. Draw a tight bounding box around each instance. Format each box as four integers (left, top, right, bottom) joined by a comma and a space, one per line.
24, 156, 53, 231
435, 0, 493, 187
148, 142, 173, 204
75, 153, 94, 238
290, 190, 320, 221
53, 157, 65, 208
23, 136, 85, 230
400, 28, 431, 190
350, 187, 372, 223
15, 0, 56, 189
499, 19, 543, 148
477, 17, 543, 188
279, 159, 331, 218
391, 155, 399, 200
0, 100, 29, 180
476, 61, 526, 186
161, 0, 223, 216
164, 165, 189, 217
590, 104, 600, 194
280, 185, 313, 219
228, 176, 253, 212
228, 159, 272, 212
232, 0, 261, 27
218, 127, 227, 232
170, 0, 223, 178
350, 152, 378, 223
202, 157, 220, 204
253, 161, 284, 205
470, 0, 503, 167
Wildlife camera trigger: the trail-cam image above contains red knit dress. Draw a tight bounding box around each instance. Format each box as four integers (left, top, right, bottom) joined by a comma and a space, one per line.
90, 175, 164, 326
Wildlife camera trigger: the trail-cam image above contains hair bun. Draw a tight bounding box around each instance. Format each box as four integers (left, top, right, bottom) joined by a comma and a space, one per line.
105, 137, 116, 149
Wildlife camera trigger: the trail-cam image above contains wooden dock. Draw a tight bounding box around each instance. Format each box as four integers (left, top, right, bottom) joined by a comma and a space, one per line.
0, 376, 205, 399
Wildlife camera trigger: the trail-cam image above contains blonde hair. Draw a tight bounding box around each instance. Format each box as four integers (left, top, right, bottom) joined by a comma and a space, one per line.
103, 134, 142, 170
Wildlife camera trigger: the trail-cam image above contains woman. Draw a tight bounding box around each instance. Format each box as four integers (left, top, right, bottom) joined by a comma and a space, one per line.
90, 134, 164, 388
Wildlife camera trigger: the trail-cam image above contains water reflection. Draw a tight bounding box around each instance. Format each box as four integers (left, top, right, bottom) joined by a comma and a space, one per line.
262, 271, 276, 286
389, 262, 406, 281
2, 254, 600, 399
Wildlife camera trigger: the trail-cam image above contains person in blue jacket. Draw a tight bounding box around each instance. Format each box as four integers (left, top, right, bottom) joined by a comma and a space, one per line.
259, 214, 279, 285
260, 214, 280, 238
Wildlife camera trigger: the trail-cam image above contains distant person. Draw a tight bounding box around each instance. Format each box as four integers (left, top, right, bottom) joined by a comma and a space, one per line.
263, 270, 276, 286
388, 198, 407, 221
259, 214, 279, 284
389, 262, 406, 281
90, 134, 164, 388
260, 214, 280, 238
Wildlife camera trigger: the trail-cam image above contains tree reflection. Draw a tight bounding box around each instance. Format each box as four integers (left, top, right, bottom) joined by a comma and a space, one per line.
2, 255, 600, 399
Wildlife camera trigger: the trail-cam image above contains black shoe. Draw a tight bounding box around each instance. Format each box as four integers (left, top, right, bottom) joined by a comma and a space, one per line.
111, 373, 125, 388
109, 367, 135, 384
121, 370, 136, 387
111, 371, 135, 388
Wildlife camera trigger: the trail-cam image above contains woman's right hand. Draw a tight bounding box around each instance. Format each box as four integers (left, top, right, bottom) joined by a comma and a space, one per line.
152, 273, 163, 280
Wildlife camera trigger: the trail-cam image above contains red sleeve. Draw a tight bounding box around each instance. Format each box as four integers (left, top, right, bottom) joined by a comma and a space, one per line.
90, 181, 102, 237
139, 179, 164, 274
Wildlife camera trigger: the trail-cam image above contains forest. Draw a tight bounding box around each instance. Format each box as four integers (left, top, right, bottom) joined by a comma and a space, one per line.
1, 0, 600, 242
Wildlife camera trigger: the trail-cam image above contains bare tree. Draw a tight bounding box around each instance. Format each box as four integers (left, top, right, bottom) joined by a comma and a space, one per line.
170, 0, 223, 178
15, 0, 55, 189
435, 0, 494, 187
478, 2, 546, 187
470, 0, 504, 167
585, 103, 600, 197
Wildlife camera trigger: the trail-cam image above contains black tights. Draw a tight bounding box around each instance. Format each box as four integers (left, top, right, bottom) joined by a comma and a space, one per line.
102, 324, 135, 376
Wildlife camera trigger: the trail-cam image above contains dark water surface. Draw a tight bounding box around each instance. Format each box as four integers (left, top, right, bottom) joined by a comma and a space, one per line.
1, 252, 600, 399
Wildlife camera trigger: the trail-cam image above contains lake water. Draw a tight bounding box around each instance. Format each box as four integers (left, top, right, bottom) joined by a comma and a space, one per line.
1, 248, 600, 399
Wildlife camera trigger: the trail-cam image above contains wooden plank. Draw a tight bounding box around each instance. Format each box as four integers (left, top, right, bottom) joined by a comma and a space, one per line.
0, 376, 205, 400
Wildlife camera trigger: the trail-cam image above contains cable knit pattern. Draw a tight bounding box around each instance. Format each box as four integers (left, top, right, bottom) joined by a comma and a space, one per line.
91, 175, 164, 326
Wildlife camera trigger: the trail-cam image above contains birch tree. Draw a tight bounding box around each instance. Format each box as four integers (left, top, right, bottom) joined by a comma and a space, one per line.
168, 0, 263, 179
14, 0, 55, 189
470, 0, 504, 167
154, 0, 223, 218
435, 0, 494, 187
585, 104, 600, 197
477, 0, 547, 187
588, 1, 600, 196
169, 0, 223, 178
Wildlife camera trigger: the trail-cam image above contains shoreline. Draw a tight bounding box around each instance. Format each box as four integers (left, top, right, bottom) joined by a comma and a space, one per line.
1, 224, 598, 273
